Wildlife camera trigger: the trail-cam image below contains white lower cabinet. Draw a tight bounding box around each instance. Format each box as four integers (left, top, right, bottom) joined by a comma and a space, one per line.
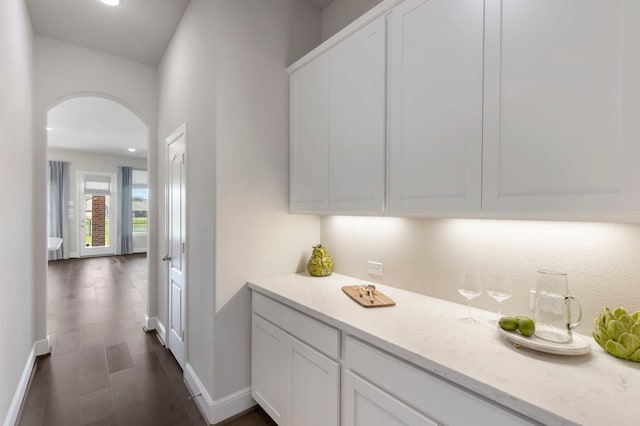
286, 335, 340, 426
252, 292, 537, 426
343, 370, 438, 426
251, 293, 340, 426
252, 315, 287, 424
344, 337, 537, 426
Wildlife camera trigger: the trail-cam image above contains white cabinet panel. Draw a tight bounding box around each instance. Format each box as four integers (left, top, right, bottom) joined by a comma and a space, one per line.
345, 336, 536, 426
252, 295, 340, 426
329, 16, 386, 212
343, 370, 438, 426
388, 0, 484, 212
290, 54, 330, 213
251, 314, 286, 424
287, 336, 340, 426
483, 0, 640, 212
253, 292, 339, 359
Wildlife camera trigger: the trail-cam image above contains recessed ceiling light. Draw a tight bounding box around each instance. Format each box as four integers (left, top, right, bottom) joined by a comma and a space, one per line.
99, 0, 122, 6
46, 127, 53, 131
128, 148, 136, 152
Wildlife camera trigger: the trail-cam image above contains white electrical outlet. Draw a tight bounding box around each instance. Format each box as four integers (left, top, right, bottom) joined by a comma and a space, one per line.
367, 261, 384, 276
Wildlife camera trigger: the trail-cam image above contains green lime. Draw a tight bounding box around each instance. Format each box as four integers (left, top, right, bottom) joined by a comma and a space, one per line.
517, 316, 535, 337
498, 316, 519, 331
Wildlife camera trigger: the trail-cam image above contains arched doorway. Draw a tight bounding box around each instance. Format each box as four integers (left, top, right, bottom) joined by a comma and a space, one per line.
47, 96, 148, 258
45, 94, 152, 341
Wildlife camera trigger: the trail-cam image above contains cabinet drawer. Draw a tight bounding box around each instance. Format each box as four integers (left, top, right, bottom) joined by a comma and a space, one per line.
345, 337, 537, 426
253, 292, 339, 360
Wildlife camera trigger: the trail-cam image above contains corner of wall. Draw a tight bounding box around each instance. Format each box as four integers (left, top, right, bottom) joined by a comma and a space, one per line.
184, 363, 254, 424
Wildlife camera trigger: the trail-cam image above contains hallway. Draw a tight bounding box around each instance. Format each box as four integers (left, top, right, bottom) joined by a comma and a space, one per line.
17, 255, 207, 425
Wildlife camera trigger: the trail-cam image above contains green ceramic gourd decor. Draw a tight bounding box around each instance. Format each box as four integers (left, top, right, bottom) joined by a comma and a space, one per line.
592, 307, 640, 362
306, 244, 334, 277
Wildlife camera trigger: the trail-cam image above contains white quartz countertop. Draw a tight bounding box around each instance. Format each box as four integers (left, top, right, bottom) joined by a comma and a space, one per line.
248, 273, 640, 426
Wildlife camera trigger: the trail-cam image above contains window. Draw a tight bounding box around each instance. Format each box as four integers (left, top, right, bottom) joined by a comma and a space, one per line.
132, 170, 148, 234
83, 174, 112, 247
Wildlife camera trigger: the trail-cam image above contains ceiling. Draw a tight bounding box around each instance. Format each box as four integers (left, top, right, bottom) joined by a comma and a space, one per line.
29, 0, 331, 160
306, 0, 334, 8
26, 0, 333, 66
48, 96, 148, 159
26, 0, 191, 66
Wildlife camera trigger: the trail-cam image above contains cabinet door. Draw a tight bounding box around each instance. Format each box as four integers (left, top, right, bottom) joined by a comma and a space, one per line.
329, 16, 386, 212
343, 371, 438, 426
345, 336, 537, 426
483, 0, 640, 212
286, 335, 340, 426
290, 54, 330, 213
388, 0, 484, 213
252, 315, 286, 424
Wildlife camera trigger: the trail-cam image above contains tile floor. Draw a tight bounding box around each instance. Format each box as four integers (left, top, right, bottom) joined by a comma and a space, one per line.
17, 255, 275, 426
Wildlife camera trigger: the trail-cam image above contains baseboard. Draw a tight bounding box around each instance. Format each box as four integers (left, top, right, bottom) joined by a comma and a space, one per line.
184, 363, 215, 422
34, 336, 50, 357
211, 387, 255, 424
183, 363, 255, 424
156, 320, 166, 345
68, 251, 79, 258
144, 315, 158, 331
2, 337, 49, 426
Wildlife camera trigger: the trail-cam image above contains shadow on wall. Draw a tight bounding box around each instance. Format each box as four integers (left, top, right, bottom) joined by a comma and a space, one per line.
214, 285, 253, 400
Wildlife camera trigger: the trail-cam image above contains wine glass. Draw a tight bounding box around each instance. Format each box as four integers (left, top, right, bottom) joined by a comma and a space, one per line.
487, 272, 512, 315
458, 271, 483, 308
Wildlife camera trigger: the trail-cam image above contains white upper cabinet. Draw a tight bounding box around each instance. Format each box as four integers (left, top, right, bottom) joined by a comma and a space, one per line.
387, 0, 484, 213
483, 0, 640, 213
290, 0, 640, 218
290, 54, 330, 213
329, 16, 386, 212
289, 16, 386, 214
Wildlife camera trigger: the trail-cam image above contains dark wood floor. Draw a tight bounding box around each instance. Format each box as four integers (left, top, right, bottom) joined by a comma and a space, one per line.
17, 254, 275, 426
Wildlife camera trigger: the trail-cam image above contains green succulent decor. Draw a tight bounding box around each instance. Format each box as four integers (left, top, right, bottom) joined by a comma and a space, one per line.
592, 307, 640, 362
306, 244, 334, 277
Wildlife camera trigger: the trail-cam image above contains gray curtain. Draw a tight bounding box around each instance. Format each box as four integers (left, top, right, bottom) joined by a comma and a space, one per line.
119, 166, 133, 254
48, 161, 69, 260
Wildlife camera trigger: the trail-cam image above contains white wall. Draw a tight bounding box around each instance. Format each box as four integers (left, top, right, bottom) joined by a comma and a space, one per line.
322, 216, 640, 335
0, 0, 34, 422
321, 0, 383, 41
158, 0, 217, 399
159, 0, 321, 419
47, 148, 147, 257
213, 0, 321, 401
33, 36, 158, 342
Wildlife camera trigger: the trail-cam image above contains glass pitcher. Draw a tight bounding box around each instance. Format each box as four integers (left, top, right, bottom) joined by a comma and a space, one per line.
534, 270, 583, 343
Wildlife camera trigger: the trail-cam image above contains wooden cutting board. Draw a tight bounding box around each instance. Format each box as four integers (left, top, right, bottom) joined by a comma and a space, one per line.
342, 285, 395, 308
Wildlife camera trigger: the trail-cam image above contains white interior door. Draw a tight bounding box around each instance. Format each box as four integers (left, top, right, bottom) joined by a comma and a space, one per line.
164, 125, 187, 368
79, 172, 116, 257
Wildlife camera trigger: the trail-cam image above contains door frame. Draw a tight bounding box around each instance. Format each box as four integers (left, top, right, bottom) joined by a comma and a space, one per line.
78, 171, 117, 257
164, 123, 188, 364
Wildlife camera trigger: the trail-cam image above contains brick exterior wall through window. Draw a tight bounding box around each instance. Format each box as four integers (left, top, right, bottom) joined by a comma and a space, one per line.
92, 195, 106, 247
